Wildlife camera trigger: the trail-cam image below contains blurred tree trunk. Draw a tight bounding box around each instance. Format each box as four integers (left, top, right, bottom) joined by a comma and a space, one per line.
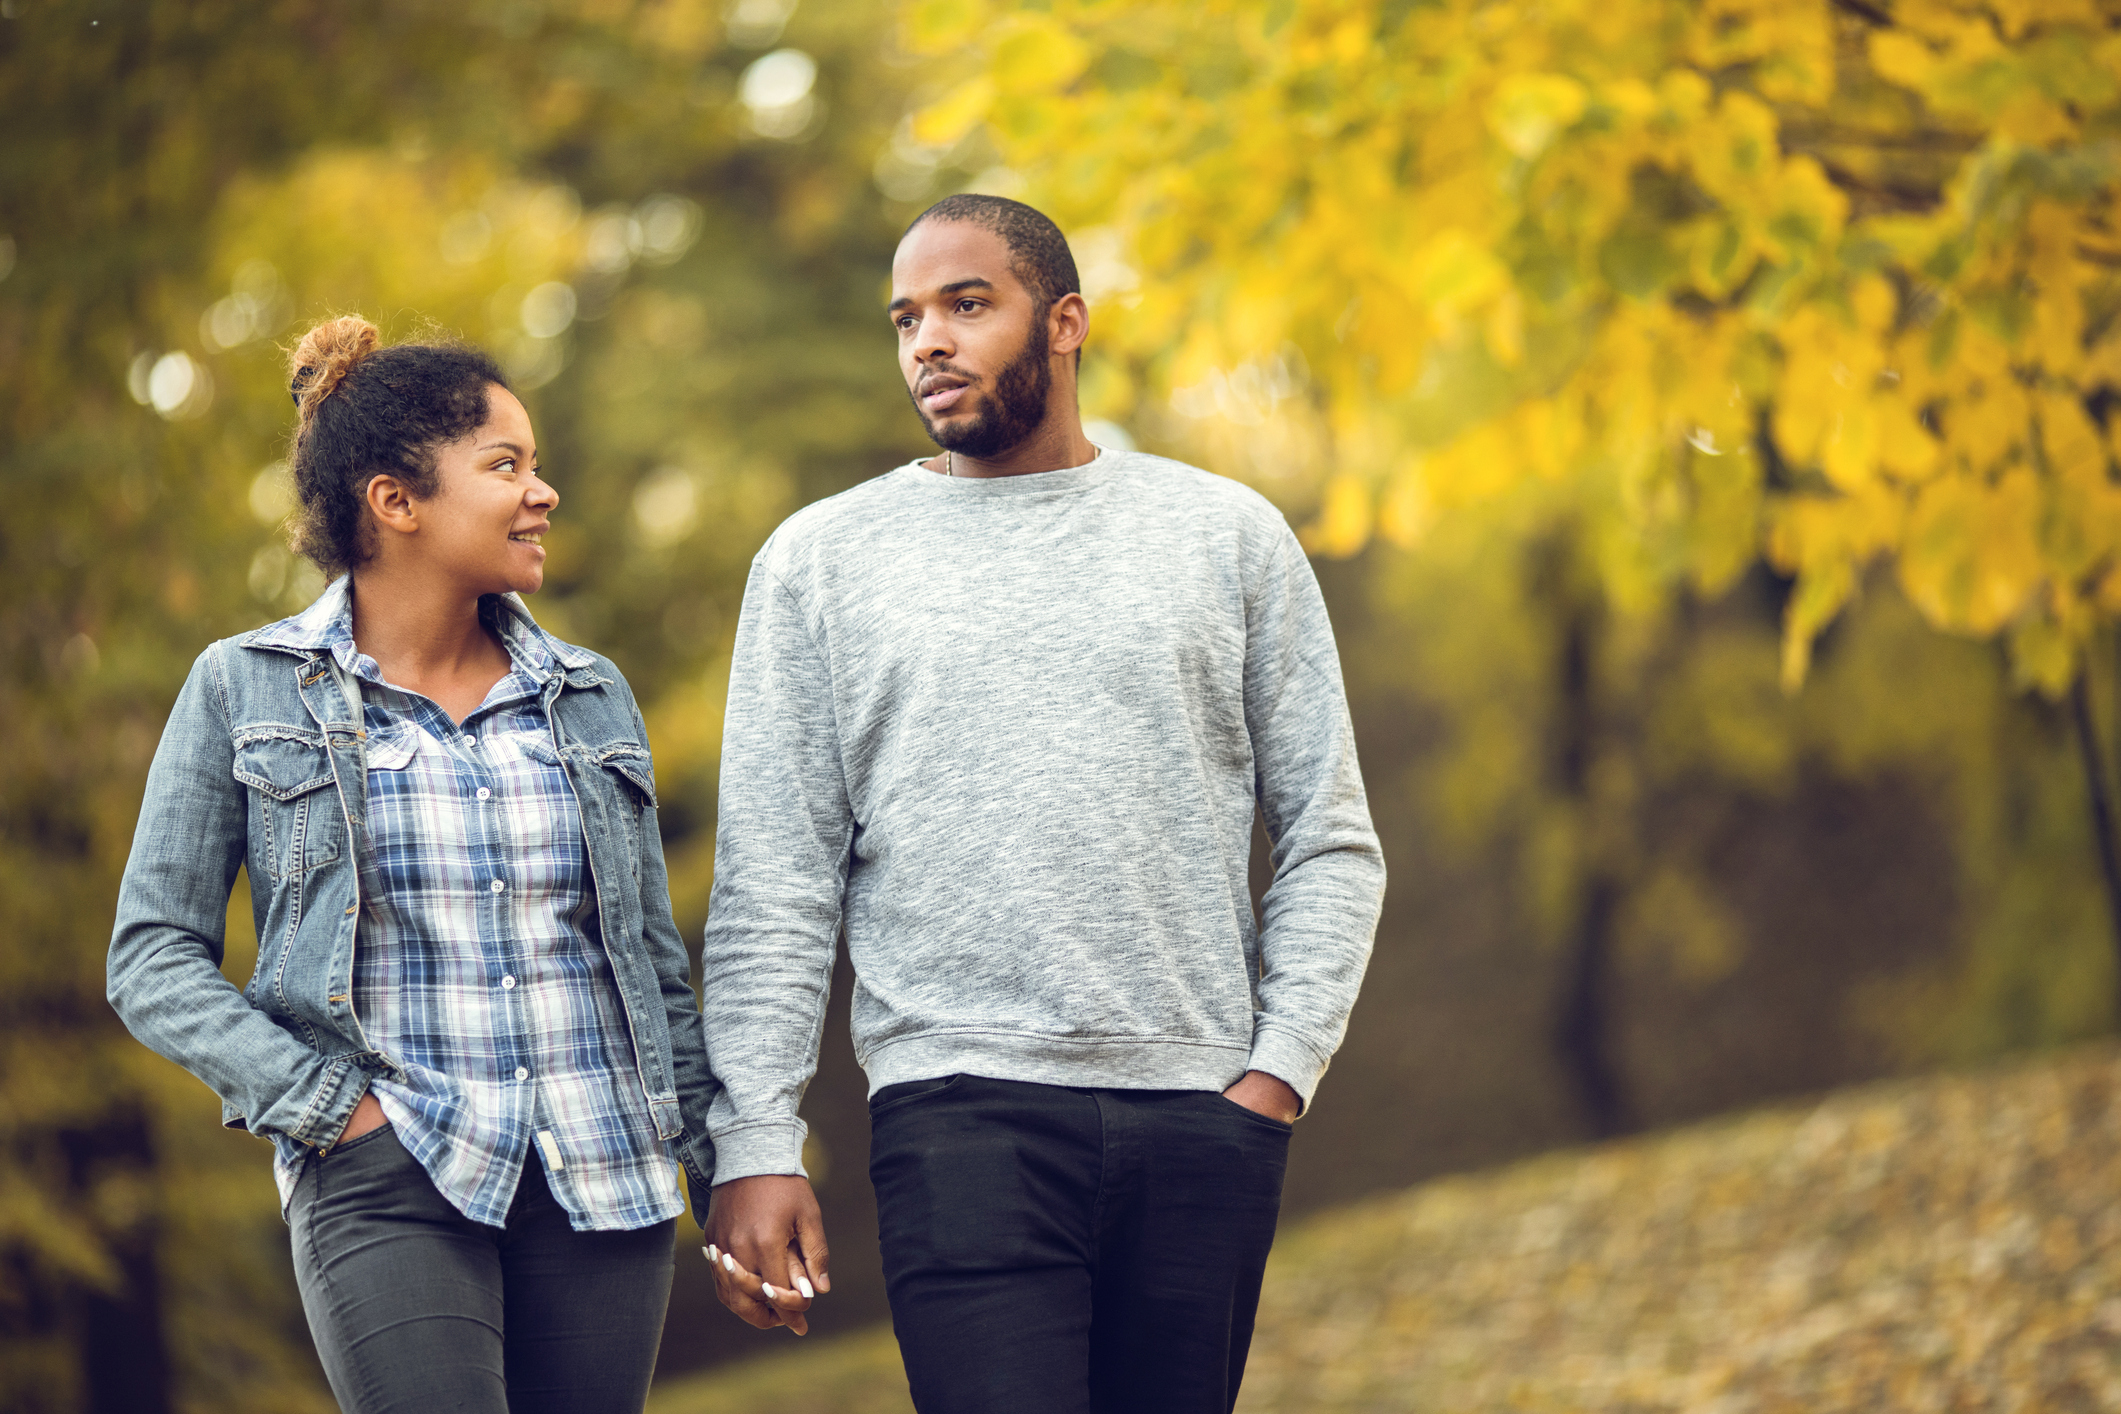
2066, 671, 2121, 1028
1556, 871, 1630, 1139
64, 1103, 171, 1414
1547, 552, 1635, 1140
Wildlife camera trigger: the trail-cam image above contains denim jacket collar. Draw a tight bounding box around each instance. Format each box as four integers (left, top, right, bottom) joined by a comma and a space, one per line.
240, 576, 600, 677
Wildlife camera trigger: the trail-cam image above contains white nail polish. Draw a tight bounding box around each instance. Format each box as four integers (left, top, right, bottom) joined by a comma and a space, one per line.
706, 1245, 719, 1262
722, 1253, 737, 1273
761, 1283, 777, 1298
701, 1246, 712, 1261
796, 1277, 814, 1298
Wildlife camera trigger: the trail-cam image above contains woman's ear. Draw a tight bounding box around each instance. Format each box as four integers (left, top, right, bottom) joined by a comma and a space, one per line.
364, 473, 419, 536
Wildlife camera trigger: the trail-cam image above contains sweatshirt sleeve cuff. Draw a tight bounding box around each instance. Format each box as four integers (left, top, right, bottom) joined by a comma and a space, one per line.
704, 1119, 810, 1185
1245, 1027, 1330, 1115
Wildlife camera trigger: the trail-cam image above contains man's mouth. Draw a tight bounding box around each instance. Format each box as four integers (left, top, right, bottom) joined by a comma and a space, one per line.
509, 531, 544, 546
919, 378, 971, 413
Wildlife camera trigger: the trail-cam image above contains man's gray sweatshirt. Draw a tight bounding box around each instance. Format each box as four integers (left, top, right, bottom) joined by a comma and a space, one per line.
699, 449, 1385, 1181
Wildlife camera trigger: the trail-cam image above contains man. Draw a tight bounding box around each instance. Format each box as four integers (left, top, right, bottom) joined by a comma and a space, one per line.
698, 194, 1385, 1412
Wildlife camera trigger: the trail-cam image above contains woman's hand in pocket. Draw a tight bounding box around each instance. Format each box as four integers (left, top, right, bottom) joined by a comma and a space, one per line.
334, 1091, 388, 1148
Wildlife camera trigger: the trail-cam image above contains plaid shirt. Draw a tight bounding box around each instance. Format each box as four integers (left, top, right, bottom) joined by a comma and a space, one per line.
271, 580, 684, 1231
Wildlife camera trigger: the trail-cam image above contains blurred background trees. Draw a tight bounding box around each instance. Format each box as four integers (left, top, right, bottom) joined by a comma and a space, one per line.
915, 0, 2121, 1130
5, 0, 2120, 1409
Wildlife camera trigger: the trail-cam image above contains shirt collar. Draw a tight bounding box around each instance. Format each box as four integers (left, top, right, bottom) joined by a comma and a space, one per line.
244, 575, 599, 674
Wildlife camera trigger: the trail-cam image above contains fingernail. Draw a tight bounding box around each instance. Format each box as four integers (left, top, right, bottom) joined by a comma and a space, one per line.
761, 1283, 777, 1298
721, 1253, 737, 1273
796, 1277, 814, 1298
702, 1246, 713, 1261
706, 1245, 719, 1262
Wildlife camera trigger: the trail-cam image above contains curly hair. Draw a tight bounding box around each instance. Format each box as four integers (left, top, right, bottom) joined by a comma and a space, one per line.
284, 316, 511, 579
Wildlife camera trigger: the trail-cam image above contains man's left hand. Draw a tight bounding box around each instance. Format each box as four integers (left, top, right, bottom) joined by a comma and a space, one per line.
1221, 1070, 1301, 1124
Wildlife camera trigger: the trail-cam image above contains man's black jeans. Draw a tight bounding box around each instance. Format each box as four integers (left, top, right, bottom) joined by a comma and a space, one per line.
869, 1074, 1291, 1414
288, 1125, 674, 1414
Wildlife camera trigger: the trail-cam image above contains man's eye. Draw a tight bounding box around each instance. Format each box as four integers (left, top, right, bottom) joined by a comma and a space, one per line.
958, 300, 979, 313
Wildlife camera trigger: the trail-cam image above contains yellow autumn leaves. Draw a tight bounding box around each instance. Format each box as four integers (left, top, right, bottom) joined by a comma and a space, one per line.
907, 0, 2121, 693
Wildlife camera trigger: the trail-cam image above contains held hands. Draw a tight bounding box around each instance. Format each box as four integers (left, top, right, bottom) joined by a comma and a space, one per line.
703, 1175, 831, 1336
1222, 1070, 1302, 1124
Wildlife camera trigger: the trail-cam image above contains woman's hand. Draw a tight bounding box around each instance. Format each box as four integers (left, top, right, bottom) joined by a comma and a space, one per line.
703, 1175, 831, 1335
334, 1091, 388, 1148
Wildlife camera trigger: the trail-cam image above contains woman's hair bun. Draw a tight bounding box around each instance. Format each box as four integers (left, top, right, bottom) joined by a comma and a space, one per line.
288, 315, 380, 425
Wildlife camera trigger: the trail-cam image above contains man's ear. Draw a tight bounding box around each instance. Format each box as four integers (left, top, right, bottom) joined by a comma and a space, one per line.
365, 473, 418, 535
1049, 292, 1090, 359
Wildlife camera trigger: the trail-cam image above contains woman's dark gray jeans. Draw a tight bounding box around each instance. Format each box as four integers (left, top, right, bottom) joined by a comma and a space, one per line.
289, 1125, 675, 1414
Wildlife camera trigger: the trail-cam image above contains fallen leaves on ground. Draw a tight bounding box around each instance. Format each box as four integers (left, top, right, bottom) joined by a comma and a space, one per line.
651, 1046, 2121, 1413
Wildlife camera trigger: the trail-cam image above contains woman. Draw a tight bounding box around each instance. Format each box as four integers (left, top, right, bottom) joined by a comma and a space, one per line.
108, 317, 718, 1413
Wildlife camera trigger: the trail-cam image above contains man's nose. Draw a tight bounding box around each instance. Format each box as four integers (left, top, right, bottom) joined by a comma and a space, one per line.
914, 324, 953, 364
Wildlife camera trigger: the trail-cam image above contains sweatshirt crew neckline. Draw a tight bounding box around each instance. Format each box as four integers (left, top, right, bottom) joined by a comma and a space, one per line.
890, 445, 1123, 497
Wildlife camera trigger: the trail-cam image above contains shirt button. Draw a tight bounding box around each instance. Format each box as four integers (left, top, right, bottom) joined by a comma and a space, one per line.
501, 975, 516, 989
514, 1067, 529, 1081
490, 879, 505, 893
476, 787, 492, 801
463, 734, 477, 748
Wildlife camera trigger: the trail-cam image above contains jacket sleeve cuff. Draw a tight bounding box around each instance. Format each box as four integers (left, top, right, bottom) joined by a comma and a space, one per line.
1246, 1026, 1331, 1116
284, 1056, 372, 1150
704, 1119, 809, 1185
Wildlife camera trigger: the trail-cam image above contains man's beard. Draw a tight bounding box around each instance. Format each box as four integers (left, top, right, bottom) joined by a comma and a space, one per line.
912, 315, 1052, 459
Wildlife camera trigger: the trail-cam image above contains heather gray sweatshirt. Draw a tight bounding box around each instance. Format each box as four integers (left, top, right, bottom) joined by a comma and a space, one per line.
699, 449, 1385, 1181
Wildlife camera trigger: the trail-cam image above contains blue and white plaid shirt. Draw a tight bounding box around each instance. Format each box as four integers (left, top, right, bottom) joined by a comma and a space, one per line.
271, 580, 685, 1231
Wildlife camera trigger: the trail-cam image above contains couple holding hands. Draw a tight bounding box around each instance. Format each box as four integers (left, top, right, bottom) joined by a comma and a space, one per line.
108, 196, 1385, 1414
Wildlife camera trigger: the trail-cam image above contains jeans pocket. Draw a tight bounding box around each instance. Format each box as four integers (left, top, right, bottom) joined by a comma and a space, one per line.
1214, 1092, 1296, 1135
868, 1074, 964, 1118
330, 1122, 397, 1156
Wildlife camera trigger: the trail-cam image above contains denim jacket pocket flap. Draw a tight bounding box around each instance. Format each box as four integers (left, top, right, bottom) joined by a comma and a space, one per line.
232, 732, 335, 800
597, 746, 657, 808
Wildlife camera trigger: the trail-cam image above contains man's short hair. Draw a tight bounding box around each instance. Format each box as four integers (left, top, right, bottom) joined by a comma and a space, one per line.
908, 194, 1080, 311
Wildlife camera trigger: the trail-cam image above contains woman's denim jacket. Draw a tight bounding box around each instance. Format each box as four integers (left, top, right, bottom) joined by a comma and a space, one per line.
107, 589, 719, 1202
